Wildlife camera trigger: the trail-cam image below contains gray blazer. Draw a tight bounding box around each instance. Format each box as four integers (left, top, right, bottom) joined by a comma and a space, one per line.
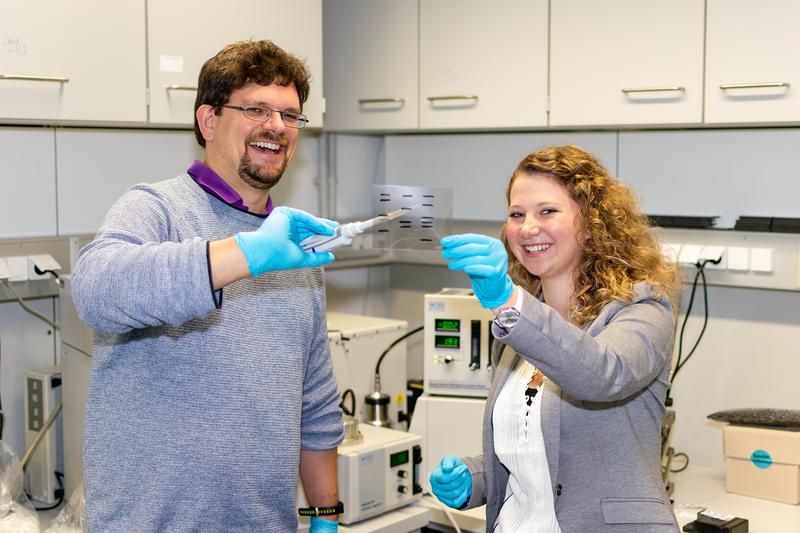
462, 283, 680, 532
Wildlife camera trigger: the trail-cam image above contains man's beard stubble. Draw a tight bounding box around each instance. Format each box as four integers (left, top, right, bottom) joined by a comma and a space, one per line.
238, 132, 289, 190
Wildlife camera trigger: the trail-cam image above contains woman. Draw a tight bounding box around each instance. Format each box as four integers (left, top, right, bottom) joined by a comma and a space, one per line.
430, 145, 680, 532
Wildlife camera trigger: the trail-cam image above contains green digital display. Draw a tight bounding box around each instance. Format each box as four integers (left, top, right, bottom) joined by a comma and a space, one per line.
435, 318, 460, 332
435, 335, 460, 349
390, 450, 409, 468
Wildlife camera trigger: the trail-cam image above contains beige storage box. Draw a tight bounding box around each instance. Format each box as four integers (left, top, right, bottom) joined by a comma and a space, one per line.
723, 424, 800, 504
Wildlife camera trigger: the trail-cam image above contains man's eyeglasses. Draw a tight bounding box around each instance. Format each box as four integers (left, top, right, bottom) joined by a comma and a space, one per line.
218, 104, 309, 129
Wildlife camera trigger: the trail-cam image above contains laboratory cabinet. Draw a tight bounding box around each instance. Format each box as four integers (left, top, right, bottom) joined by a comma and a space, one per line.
147, 0, 323, 128
549, 0, 704, 127
418, 0, 548, 130
0, 0, 147, 123
322, 0, 419, 131
705, 0, 800, 125
324, 0, 547, 132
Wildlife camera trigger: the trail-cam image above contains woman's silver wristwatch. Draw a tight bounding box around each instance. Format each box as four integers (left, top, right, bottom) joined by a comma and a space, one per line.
493, 306, 520, 334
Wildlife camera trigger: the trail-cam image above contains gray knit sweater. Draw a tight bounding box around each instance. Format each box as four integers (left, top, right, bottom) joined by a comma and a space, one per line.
71, 174, 344, 532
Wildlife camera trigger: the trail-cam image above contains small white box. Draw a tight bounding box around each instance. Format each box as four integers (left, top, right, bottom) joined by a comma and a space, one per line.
4, 256, 29, 281
0, 258, 11, 280
750, 248, 774, 273
724, 425, 800, 505
677, 244, 703, 266
727, 246, 750, 271
699, 245, 726, 270
28, 254, 62, 280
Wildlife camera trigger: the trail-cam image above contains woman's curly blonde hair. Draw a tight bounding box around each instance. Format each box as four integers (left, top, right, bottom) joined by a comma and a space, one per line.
501, 145, 680, 325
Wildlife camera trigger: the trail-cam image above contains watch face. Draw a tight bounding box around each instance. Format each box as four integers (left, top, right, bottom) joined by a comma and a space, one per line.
495, 308, 520, 329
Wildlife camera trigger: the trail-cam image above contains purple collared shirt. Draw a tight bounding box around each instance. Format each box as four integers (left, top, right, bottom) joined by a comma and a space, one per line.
187, 160, 273, 217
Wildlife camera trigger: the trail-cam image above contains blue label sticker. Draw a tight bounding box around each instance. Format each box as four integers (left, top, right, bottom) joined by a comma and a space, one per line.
750, 449, 773, 469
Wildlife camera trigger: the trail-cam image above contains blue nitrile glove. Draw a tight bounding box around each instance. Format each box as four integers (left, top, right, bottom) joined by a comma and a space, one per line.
234, 206, 337, 276
440, 234, 515, 309
309, 517, 338, 532
429, 455, 472, 509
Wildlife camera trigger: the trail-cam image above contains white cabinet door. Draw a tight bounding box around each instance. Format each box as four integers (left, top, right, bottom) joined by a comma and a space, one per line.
419, 0, 547, 130
147, 0, 323, 128
323, 0, 418, 131
706, 0, 800, 124
0, 0, 146, 123
550, 0, 704, 127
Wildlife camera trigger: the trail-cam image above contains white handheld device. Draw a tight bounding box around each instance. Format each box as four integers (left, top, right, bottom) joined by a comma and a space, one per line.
300, 207, 412, 253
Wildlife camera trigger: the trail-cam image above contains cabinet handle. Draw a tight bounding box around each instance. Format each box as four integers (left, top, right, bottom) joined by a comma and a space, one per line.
358, 98, 405, 104
621, 86, 684, 94
0, 74, 69, 83
166, 85, 198, 91
719, 82, 790, 90
427, 95, 479, 102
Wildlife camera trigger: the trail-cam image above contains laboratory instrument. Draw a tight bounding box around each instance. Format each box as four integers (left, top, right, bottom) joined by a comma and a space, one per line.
300, 207, 411, 253
337, 424, 423, 525
424, 289, 493, 397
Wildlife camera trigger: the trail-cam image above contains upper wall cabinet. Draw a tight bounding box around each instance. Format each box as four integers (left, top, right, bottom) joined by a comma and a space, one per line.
147, 0, 323, 128
418, 0, 547, 130
323, 0, 418, 132
0, 0, 146, 123
549, 0, 704, 127
705, 0, 800, 125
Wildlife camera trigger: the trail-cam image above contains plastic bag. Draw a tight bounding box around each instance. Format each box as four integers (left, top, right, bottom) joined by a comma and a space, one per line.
0, 440, 40, 533
42, 482, 86, 533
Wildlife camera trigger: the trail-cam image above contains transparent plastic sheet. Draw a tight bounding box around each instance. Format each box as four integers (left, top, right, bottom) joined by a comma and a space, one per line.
0, 441, 40, 533
367, 185, 453, 250
42, 482, 86, 533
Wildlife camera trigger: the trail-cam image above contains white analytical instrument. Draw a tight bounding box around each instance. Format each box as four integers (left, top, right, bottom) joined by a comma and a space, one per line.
424, 288, 493, 397
337, 424, 423, 525
300, 207, 412, 253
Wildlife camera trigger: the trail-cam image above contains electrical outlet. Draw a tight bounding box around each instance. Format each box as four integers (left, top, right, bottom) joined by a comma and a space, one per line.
27, 254, 61, 280
0, 258, 11, 280
699, 245, 726, 270
3, 256, 28, 281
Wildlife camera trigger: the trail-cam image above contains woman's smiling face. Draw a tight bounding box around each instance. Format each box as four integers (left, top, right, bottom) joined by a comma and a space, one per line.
505, 172, 585, 287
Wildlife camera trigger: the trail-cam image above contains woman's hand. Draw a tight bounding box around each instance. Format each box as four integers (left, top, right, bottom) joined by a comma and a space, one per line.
429, 455, 472, 509
441, 233, 515, 309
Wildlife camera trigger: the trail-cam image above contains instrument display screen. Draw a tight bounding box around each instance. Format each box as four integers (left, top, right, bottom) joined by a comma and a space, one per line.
390, 449, 409, 467
435, 335, 460, 349
435, 318, 460, 332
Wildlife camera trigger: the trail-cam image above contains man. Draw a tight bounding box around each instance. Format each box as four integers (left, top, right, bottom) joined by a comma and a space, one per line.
72, 41, 343, 532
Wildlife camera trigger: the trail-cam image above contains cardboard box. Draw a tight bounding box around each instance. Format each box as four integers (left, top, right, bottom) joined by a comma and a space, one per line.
723, 424, 800, 504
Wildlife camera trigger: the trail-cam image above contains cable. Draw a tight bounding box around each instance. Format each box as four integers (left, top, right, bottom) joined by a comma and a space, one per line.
1, 278, 60, 331
374, 325, 424, 377
670, 452, 690, 473
21, 401, 63, 468
33, 265, 60, 281
30, 471, 65, 511
422, 492, 463, 533
339, 389, 356, 417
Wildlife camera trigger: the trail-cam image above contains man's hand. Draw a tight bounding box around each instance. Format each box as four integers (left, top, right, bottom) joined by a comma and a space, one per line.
234, 206, 337, 276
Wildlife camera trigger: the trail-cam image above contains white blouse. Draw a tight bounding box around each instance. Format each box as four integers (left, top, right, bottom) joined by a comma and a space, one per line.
492, 358, 561, 533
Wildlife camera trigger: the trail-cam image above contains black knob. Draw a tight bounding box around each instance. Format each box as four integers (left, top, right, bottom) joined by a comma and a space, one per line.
398, 485, 408, 494
397, 470, 408, 479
